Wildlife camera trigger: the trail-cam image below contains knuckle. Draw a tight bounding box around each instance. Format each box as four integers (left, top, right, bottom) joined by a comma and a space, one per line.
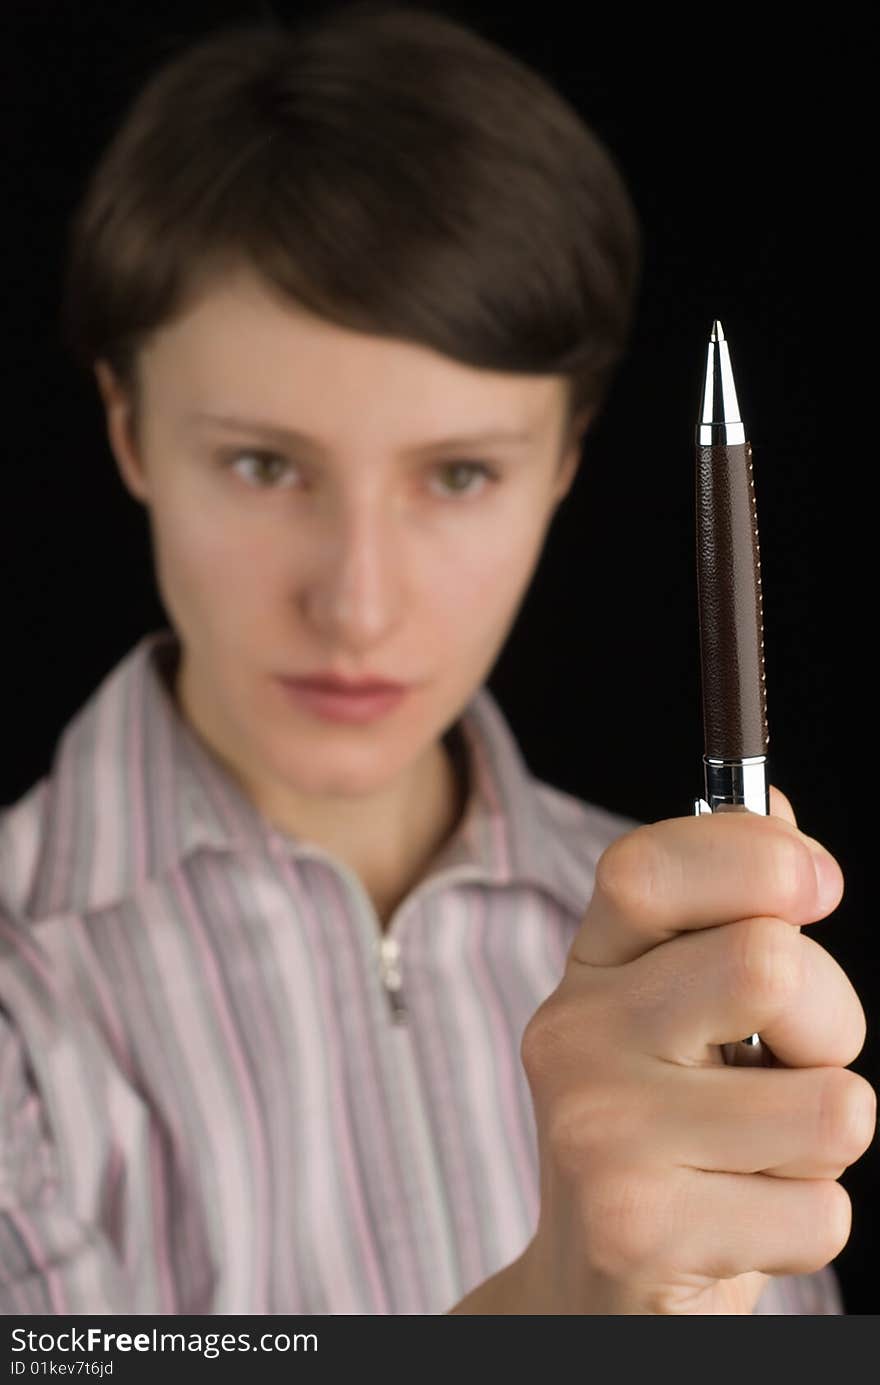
818, 1071, 878, 1166
731, 916, 802, 1006
544, 1102, 583, 1180
594, 828, 667, 922
520, 1000, 560, 1081
544, 1090, 607, 1179
543, 1083, 637, 1182
834, 989, 870, 1070
581, 1168, 665, 1280
520, 992, 581, 1081
853, 1001, 869, 1064
767, 830, 815, 916
814, 1181, 853, 1264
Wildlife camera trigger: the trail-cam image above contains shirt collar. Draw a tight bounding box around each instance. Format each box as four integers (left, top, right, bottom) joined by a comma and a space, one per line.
29, 627, 589, 920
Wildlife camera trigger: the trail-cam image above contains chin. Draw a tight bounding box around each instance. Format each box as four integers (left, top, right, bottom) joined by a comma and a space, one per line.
267, 735, 411, 798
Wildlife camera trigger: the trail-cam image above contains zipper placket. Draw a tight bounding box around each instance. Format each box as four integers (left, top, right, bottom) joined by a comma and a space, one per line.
372, 865, 491, 1024
290, 845, 487, 1025
377, 935, 407, 1025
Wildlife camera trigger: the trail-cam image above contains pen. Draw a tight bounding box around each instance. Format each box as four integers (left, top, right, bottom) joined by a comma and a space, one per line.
692, 319, 774, 1068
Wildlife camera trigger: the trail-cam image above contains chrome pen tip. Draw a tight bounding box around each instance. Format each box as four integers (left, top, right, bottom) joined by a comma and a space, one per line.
698, 317, 743, 438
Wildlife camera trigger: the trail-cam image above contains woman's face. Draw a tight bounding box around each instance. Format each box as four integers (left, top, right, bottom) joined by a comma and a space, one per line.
96, 264, 585, 809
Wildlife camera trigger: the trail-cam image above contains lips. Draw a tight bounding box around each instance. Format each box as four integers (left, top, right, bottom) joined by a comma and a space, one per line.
286, 676, 406, 694
276, 676, 410, 724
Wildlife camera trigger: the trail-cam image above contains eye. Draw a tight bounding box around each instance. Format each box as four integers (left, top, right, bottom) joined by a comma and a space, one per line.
222, 449, 297, 488
218, 449, 499, 498
430, 461, 499, 498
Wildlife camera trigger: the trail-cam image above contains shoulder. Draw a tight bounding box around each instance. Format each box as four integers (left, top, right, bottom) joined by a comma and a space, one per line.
462, 684, 647, 918
517, 774, 646, 920
532, 778, 644, 865
0, 629, 177, 926
0, 774, 51, 920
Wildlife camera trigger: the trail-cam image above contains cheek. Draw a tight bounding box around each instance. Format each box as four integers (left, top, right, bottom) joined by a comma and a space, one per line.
421, 507, 548, 639
149, 490, 269, 613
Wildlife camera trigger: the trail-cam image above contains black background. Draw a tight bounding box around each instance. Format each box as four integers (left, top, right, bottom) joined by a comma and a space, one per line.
4, 2, 871, 1312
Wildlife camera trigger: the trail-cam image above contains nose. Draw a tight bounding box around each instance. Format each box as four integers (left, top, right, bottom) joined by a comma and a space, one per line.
298, 491, 406, 650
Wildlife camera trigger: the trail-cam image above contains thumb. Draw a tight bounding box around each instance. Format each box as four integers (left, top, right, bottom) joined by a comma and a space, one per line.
768, 783, 798, 829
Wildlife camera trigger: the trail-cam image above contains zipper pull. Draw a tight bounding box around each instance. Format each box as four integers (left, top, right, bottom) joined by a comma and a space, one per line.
377, 936, 407, 1024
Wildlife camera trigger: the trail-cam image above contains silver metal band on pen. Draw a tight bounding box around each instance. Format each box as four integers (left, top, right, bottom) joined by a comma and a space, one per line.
694, 756, 769, 1066
694, 756, 769, 818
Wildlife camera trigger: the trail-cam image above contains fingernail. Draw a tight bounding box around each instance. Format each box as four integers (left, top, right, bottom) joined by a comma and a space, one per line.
804, 837, 842, 910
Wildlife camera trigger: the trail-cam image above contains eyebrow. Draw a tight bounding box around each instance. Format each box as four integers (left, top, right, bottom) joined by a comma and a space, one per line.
184, 411, 534, 455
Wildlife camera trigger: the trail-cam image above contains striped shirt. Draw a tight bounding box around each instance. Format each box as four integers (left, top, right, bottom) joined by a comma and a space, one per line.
0, 628, 843, 1314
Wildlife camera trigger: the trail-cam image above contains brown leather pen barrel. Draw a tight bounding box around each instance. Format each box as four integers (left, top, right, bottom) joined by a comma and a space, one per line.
695, 441, 769, 761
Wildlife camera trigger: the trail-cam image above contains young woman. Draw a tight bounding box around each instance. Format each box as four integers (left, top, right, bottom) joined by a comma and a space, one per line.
0, 2, 861, 1315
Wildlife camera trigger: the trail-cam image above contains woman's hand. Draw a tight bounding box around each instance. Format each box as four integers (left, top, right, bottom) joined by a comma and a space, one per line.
512, 786, 874, 1314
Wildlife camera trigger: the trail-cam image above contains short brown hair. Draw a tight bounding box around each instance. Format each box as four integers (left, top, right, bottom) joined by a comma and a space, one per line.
59, 0, 643, 451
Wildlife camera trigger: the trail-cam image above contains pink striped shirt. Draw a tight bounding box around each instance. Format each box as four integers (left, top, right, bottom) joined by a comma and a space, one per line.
0, 628, 843, 1314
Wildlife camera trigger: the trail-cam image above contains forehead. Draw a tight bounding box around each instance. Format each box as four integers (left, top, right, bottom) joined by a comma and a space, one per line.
139, 264, 568, 440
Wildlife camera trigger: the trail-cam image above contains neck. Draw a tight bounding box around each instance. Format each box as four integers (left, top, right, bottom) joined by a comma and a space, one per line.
358, 729, 468, 931
167, 641, 470, 932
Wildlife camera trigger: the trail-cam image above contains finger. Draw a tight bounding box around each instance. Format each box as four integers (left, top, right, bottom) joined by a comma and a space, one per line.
769, 783, 798, 827
626, 1165, 853, 1280
647, 1064, 877, 1180
624, 918, 867, 1069
571, 810, 843, 969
